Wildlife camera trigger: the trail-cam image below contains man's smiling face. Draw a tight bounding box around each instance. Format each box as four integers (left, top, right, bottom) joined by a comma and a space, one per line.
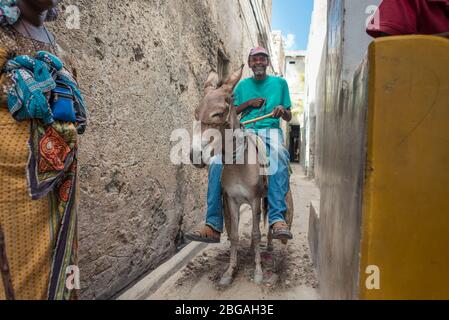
249, 54, 269, 77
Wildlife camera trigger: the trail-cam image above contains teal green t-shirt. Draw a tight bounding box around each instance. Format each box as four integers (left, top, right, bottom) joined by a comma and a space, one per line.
233, 75, 292, 130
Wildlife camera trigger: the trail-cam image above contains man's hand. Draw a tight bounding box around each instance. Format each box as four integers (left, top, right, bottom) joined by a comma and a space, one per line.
236, 98, 265, 114
248, 98, 265, 108
272, 106, 292, 122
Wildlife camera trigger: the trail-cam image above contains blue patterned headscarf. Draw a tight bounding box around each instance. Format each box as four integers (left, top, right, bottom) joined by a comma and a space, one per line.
4, 50, 87, 128
0, 0, 20, 26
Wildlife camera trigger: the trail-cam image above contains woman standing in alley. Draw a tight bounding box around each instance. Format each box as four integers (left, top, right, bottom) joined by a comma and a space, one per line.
0, 0, 87, 300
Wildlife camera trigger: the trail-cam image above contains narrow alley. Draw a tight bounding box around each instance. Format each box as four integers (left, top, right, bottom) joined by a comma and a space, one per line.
145, 165, 319, 300
0, 0, 448, 305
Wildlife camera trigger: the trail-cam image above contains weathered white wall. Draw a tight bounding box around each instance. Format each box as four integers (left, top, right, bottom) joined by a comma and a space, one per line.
304, 0, 381, 177
201, 0, 274, 78
305, 0, 383, 299
285, 51, 306, 127
271, 30, 286, 76
304, 0, 327, 176
305, 0, 327, 104
281, 51, 305, 157
342, 0, 382, 81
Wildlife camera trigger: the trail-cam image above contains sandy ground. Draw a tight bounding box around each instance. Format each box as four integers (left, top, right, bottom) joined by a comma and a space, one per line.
148, 164, 320, 300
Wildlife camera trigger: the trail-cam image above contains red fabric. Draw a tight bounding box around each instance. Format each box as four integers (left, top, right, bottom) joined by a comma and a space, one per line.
367, 0, 449, 37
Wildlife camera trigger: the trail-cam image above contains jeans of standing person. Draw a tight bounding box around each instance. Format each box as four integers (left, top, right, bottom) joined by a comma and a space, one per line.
205, 128, 290, 233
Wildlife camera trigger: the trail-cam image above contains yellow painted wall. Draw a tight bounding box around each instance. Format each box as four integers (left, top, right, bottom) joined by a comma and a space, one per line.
360, 36, 449, 299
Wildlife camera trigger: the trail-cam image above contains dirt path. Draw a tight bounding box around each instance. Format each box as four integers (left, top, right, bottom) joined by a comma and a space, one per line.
148, 164, 320, 300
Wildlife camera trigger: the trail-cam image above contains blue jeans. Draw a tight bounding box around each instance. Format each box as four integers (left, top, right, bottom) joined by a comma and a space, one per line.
205, 129, 290, 233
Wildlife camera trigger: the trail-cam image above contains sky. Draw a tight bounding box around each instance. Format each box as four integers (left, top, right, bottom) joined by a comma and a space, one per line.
272, 0, 314, 51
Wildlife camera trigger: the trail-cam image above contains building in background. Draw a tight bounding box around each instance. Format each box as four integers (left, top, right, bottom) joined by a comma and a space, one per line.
303, 0, 327, 178
271, 30, 286, 77
283, 51, 306, 164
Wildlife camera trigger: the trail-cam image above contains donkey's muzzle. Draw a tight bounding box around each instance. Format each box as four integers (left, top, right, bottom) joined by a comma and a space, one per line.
190, 148, 207, 169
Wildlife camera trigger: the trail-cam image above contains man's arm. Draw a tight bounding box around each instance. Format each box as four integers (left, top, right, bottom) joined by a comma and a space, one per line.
366, 0, 417, 38
435, 31, 449, 38
235, 98, 265, 115
283, 108, 292, 122
373, 32, 391, 37
272, 106, 292, 122
272, 78, 293, 122
371, 31, 449, 39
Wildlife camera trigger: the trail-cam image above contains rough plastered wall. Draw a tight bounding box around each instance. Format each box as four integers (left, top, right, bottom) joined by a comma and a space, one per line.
313, 0, 372, 299
51, 0, 270, 299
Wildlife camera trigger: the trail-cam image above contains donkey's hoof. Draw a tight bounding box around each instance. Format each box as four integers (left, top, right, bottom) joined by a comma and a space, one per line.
254, 272, 263, 284
219, 275, 233, 287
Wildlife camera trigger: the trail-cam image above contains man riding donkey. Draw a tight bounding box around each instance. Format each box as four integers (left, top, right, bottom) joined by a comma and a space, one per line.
186, 47, 294, 244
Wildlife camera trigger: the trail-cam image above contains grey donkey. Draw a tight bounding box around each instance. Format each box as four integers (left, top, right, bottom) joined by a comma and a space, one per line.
190, 66, 294, 286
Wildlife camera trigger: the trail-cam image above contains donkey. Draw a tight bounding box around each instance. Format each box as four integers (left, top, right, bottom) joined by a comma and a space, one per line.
191, 66, 293, 286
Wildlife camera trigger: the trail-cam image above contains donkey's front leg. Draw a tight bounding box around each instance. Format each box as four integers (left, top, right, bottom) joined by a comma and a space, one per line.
219, 197, 240, 287
267, 230, 274, 252
251, 199, 263, 284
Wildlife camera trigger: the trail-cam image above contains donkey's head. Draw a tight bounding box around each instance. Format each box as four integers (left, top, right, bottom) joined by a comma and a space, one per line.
191, 65, 244, 168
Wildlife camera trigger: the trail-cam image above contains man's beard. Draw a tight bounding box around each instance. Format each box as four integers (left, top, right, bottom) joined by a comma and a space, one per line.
253, 66, 267, 76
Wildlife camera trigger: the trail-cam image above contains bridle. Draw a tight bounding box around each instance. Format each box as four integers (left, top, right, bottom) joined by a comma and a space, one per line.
199, 94, 241, 130
197, 93, 248, 163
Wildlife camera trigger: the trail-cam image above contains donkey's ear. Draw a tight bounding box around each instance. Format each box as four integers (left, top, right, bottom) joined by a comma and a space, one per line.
221, 64, 244, 94
204, 71, 219, 95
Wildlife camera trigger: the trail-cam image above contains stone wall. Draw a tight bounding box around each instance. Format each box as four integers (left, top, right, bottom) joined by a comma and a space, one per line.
51, 0, 272, 299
